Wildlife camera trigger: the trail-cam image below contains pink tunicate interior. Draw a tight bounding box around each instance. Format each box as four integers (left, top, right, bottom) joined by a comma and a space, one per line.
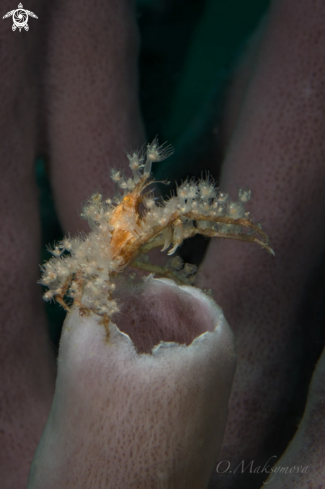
112, 280, 216, 353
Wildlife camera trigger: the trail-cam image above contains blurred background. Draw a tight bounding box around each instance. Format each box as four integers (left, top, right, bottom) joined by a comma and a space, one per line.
36, 0, 270, 349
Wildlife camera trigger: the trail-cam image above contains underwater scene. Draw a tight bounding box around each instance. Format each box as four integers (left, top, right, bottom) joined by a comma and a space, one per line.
1, 0, 324, 487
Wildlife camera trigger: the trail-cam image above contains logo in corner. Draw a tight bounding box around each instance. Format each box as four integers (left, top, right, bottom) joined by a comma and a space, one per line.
3, 3, 38, 32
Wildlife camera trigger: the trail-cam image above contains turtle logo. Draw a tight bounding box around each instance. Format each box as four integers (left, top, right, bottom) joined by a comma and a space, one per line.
3, 3, 38, 32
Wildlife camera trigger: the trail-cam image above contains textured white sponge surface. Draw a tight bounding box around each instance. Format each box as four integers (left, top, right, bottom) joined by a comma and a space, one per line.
28, 279, 236, 489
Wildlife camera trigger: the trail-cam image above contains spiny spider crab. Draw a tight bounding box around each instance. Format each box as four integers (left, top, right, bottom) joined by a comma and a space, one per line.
39, 137, 274, 334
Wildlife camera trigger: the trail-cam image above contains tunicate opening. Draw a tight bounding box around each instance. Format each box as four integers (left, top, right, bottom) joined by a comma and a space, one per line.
112, 279, 217, 353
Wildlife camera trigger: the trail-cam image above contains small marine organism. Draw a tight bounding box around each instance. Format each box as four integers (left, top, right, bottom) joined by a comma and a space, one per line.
39, 137, 273, 334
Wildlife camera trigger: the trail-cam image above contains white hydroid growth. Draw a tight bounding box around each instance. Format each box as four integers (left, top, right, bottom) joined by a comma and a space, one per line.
39, 138, 273, 327
31, 140, 274, 488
